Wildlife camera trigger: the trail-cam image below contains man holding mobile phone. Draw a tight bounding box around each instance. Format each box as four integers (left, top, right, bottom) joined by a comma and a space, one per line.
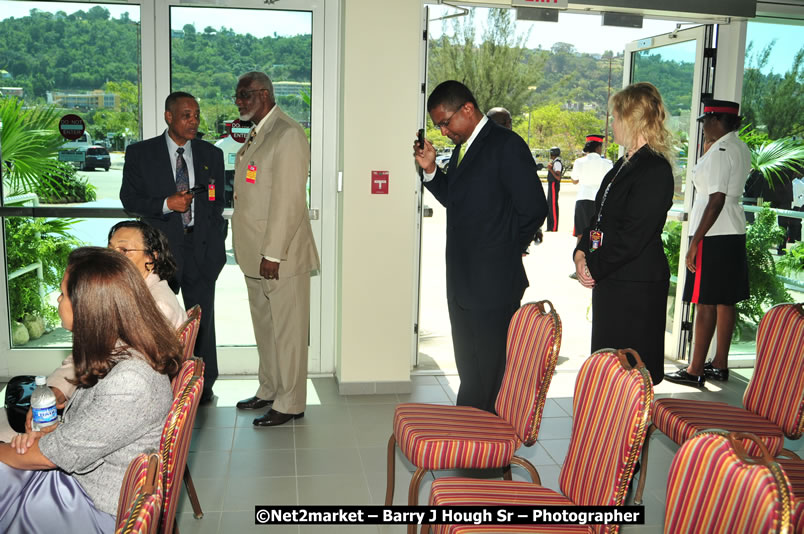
414, 81, 547, 413
120, 91, 227, 403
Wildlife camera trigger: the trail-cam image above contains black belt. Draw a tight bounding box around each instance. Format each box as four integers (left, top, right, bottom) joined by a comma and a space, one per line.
183, 226, 194, 234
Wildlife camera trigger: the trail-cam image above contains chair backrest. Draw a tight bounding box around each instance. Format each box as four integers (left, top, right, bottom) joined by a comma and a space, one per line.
665, 431, 794, 534
170, 357, 201, 399
744, 303, 804, 438
159, 366, 204, 534
495, 300, 561, 445
116, 453, 163, 534
177, 305, 202, 363
559, 349, 653, 532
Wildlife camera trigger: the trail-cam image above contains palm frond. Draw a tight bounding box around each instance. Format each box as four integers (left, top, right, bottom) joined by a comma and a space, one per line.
751, 137, 804, 190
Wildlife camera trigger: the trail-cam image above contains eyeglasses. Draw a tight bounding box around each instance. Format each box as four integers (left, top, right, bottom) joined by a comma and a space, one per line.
230, 89, 265, 103
111, 246, 147, 255
434, 104, 465, 130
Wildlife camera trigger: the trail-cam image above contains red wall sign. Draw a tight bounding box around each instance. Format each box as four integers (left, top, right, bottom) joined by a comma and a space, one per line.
230, 119, 252, 144
371, 171, 389, 194
58, 114, 86, 141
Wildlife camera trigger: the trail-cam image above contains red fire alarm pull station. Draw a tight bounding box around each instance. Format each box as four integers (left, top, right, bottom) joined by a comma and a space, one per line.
371, 171, 389, 194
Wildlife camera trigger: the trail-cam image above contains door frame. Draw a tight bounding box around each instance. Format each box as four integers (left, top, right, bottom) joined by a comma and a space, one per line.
0, 0, 340, 377
623, 24, 714, 359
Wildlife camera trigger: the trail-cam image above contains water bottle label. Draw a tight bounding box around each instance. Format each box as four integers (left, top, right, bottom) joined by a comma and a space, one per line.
33, 406, 58, 425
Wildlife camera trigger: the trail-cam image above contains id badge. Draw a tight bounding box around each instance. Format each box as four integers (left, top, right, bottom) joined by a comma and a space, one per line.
246, 163, 257, 184
208, 183, 216, 201
590, 229, 603, 251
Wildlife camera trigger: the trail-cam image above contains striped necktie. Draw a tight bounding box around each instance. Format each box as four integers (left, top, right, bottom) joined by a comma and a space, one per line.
175, 147, 192, 226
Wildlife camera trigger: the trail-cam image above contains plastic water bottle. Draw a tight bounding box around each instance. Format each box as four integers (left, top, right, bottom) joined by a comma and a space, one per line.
31, 376, 58, 431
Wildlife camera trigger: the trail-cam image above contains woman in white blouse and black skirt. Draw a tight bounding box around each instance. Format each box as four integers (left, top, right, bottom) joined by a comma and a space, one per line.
665, 99, 751, 388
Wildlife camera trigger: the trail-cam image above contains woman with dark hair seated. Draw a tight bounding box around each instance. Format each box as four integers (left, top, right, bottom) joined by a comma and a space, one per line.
0, 221, 187, 443
106, 220, 187, 328
0, 247, 183, 533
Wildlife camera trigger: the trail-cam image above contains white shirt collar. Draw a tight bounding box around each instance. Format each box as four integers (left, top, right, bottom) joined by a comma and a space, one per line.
164, 130, 192, 157
462, 115, 488, 153
252, 105, 278, 136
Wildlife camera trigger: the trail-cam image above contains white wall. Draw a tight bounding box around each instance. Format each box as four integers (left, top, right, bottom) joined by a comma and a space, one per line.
336, 0, 422, 391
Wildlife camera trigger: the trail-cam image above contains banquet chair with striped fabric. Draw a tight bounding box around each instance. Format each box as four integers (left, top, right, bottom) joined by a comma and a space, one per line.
635, 302, 804, 504
160, 358, 204, 534
386, 301, 561, 516
116, 453, 163, 534
168, 357, 205, 520
774, 453, 804, 532
664, 431, 794, 534
177, 305, 201, 363
422, 349, 653, 534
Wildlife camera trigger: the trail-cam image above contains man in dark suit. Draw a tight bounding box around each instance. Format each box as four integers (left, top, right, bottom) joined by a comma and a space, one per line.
120, 91, 226, 401
414, 81, 547, 412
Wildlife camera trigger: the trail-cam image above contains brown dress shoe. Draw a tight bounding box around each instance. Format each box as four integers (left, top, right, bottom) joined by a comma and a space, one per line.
253, 409, 304, 427
236, 396, 274, 410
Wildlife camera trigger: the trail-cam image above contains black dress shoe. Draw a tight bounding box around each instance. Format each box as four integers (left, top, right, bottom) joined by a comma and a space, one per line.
200, 389, 215, 404
253, 409, 304, 427
236, 396, 274, 410
665, 369, 705, 388
703, 362, 729, 381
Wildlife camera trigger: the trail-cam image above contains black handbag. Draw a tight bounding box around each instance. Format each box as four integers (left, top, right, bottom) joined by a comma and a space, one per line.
4, 375, 36, 434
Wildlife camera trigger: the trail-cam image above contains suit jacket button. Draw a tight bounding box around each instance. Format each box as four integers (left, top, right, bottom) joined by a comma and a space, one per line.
234, 193, 238, 201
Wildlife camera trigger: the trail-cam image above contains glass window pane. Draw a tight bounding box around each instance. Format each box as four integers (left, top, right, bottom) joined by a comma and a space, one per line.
0, 1, 141, 206
169, 6, 312, 209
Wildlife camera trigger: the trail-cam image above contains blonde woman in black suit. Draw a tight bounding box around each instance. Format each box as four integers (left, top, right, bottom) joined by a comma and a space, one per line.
573, 82, 675, 385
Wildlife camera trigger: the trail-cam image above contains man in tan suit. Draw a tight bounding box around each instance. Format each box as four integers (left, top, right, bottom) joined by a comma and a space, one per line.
232, 71, 320, 427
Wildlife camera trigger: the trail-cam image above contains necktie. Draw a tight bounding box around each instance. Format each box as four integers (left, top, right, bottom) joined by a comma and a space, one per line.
175, 147, 192, 226
456, 144, 466, 166
246, 128, 256, 148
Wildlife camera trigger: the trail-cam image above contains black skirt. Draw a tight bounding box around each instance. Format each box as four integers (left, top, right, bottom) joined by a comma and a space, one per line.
682, 234, 749, 305
573, 200, 595, 237
592, 277, 669, 385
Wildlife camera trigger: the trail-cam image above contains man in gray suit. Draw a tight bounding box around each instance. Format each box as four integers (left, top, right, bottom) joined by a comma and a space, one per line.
231, 71, 320, 427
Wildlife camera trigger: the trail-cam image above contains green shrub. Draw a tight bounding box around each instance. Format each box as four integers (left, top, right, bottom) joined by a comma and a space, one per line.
5, 217, 83, 325
35, 163, 97, 203
736, 205, 792, 338
662, 220, 683, 277
777, 241, 804, 276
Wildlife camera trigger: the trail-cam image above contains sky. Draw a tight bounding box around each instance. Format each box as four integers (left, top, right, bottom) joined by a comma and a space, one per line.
1, 1, 800, 73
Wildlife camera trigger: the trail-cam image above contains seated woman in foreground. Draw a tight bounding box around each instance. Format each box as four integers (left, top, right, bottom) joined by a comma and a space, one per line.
0, 247, 182, 533
0, 221, 187, 442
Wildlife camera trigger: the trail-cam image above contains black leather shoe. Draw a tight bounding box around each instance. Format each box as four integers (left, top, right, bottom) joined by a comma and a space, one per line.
704, 362, 729, 381
253, 409, 304, 427
236, 396, 274, 410
665, 369, 705, 388
200, 389, 215, 404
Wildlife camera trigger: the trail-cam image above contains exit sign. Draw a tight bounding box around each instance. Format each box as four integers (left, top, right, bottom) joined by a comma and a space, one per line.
513, 0, 568, 8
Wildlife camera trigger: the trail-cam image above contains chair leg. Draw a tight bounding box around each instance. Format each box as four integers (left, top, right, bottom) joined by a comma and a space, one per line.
408, 467, 428, 533
183, 468, 204, 519
634, 423, 657, 505
510, 456, 541, 486
385, 434, 397, 505
503, 465, 512, 480
779, 448, 802, 460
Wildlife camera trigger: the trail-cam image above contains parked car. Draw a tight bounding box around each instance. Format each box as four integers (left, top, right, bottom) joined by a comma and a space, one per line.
79, 145, 111, 171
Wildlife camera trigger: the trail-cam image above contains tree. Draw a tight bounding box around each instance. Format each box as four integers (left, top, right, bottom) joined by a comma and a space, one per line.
428, 8, 544, 117
514, 104, 603, 154
742, 41, 804, 139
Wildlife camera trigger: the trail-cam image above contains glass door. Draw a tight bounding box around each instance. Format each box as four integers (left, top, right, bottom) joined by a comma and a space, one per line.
623, 25, 713, 359
156, 0, 327, 374
0, 0, 335, 377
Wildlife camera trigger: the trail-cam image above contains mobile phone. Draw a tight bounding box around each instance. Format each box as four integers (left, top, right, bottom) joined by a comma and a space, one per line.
417, 128, 425, 149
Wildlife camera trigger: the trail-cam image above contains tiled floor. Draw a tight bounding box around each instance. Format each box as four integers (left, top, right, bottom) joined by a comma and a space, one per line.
167, 363, 803, 534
